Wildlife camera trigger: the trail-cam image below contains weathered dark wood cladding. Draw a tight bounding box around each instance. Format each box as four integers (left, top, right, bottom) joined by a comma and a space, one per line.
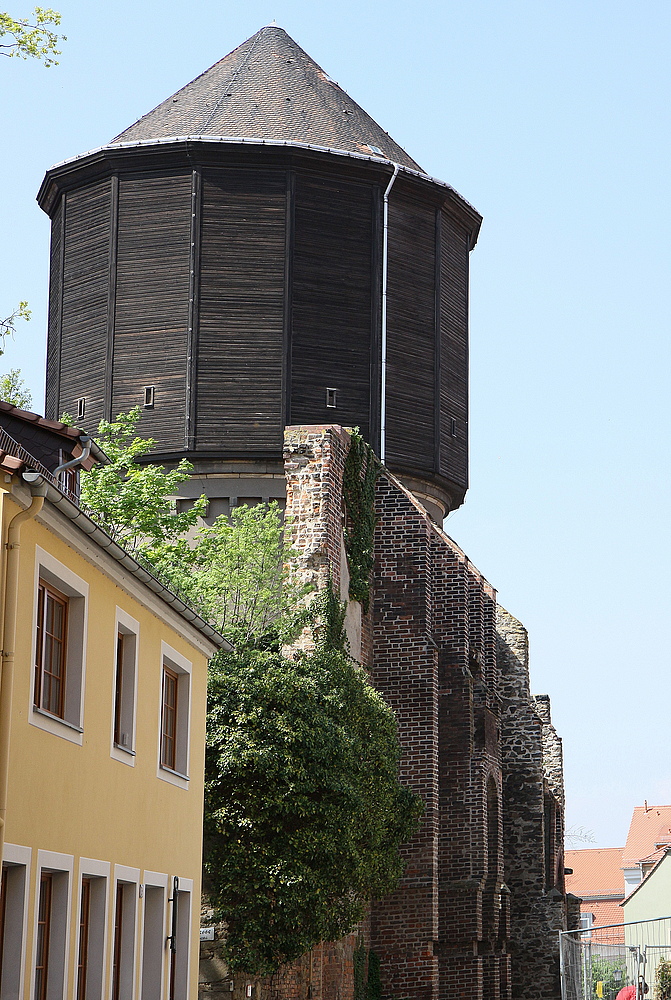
45, 196, 63, 420
386, 186, 437, 474
186, 168, 202, 451
196, 168, 286, 452
439, 210, 469, 490
291, 173, 374, 438
104, 175, 119, 421
41, 142, 480, 509
112, 172, 191, 447
59, 180, 112, 429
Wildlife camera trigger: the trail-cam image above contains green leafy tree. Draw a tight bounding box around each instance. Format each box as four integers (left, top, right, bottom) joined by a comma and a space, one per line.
80, 412, 422, 976
204, 624, 422, 975
0, 369, 32, 407
591, 956, 628, 999
0, 7, 64, 65
149, 502, 306, 647
0, 301, 30, 345
657, 957, 671, 1000
80, 407, 205, 551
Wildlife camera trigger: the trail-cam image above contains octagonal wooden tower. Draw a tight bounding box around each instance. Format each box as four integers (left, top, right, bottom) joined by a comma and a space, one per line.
39, 26, 481, 520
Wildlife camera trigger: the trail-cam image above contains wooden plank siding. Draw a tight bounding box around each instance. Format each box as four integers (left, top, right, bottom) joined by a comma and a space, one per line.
112, 173, 191, 448
291, 173, 374, 438
196, 169, 286, 453
59, 181, 112, 429
439, 211, 469, 490
386, 188, 436, 473
45, 196, 63, 420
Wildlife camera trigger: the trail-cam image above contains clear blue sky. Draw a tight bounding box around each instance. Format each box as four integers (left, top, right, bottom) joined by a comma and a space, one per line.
2, 0, 670, 848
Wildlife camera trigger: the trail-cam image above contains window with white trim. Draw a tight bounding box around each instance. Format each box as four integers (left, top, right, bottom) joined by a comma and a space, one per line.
158, 644, 191, 787
76, 860, 108, 1000
32, 852, 73, 1000
31, 548, 88, 744
0, 844, 31, 1000
111, 610, 139, 764
111, 867, 139, 1000
169, 879, 192, 1000
141, 876, 166, 1000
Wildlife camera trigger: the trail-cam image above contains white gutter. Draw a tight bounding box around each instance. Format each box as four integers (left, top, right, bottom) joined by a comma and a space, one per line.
380, 163, 400, 464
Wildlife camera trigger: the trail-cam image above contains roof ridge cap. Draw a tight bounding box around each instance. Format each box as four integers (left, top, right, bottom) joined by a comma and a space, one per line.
199, 28, 265, 133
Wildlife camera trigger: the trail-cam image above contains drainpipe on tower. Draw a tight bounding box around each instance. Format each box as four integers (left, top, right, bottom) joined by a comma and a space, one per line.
0, 475, 47, 865
380, 163, 400, 465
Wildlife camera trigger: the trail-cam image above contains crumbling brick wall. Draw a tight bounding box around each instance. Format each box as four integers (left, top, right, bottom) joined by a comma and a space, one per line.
200, 425, 571, 1000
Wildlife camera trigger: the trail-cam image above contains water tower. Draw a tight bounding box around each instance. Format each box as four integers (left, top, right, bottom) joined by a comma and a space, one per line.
39, 26, 481, 522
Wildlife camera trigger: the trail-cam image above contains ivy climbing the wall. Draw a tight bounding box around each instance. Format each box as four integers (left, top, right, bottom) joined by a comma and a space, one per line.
343, 429, 380, 612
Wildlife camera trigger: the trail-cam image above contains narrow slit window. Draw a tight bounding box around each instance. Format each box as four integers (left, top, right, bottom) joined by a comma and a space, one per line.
450, 417, 457, 438
326, 387, 338, 409
113, 628, 137, 752
35, 873, 53, 1000
76, 398, 86, 421
143, 386, 155, 409
161, 667, 178, 772
76, 878, 91, 1000
35, 581, 68, 719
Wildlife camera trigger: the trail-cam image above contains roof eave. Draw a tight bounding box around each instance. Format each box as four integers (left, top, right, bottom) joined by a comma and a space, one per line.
37, 136, 482, 247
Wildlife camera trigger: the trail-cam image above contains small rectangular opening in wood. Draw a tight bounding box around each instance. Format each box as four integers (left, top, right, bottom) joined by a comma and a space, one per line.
143, 385, 155, 409
326, 387, 338, 409
450, 417, 457, 437
76, 397, 86, 420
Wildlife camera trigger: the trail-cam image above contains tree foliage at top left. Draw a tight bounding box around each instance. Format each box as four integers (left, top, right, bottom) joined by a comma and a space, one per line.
0, 7, 65, 65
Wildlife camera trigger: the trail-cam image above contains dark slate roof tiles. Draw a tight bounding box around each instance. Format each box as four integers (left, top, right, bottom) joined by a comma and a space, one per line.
111, 26, 423, 172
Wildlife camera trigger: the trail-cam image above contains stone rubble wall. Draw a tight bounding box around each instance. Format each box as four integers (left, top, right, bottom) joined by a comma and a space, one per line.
497, 606, 567, 1000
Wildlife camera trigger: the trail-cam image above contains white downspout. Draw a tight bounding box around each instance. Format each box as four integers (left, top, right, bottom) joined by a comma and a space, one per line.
380, 163, 400, 465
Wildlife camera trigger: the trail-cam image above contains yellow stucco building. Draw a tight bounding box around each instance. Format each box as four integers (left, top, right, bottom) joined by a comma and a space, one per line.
0, 407, 226, 999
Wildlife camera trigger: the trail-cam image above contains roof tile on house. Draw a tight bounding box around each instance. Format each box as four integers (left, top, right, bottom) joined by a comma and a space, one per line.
622, 805, 671, 868
565, 848, 625, 897
111, 25, 422, 172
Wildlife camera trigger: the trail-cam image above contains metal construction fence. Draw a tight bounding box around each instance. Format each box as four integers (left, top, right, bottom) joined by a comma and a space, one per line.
560, 917, 671, 1000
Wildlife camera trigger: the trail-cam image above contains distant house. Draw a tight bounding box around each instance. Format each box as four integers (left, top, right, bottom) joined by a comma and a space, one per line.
565, 847, 625, 930
0, 407, 228, 998
565, 803, 671, 933
621, 804, 671, 897
621, 846, 671, 922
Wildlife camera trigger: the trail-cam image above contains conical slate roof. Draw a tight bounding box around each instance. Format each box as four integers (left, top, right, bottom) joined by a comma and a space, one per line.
111, 25, 423, 172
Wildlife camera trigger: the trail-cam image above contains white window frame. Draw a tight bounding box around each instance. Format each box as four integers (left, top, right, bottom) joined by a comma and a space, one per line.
140, 871, 168, 1000
112, 865, 140, 1000
31, 547, 89, 745
0, 843, 32, 1000
110, 609, 140, 766
157, 643, 192, 789
30, 850, 74, 1000
76, 859, 110, 1000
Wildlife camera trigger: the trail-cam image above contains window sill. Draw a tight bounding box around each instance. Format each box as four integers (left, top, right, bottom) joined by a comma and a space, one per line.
33, 707, 83, 733
159, 764, 189, 781
113, 743, 136, 757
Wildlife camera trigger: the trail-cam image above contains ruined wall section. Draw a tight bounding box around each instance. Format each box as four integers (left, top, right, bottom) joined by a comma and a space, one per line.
370, 473, 440, 1000
201, 426, 572, 1000
497, 607, 566, 1000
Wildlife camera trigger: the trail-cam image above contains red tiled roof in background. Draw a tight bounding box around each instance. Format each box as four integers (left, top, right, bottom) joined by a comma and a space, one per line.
622, 805, 671, 868
565, 848, 625, 897
588, 900, 626, 930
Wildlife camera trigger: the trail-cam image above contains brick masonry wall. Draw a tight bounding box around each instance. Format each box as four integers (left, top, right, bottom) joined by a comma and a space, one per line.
200, 426, 571, 1000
